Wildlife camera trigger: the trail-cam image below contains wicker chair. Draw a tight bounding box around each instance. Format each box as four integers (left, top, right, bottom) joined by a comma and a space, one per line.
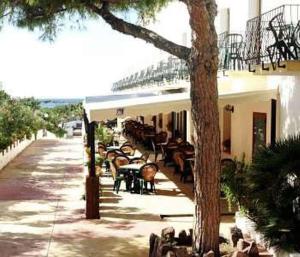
173, 152, 193, 183
137, 163, 159, 194
98, 144, 106, 158
111, 155, 130, 193
129, 157, 146, 164
120, 144, 135, 156
140, 152, 150, 162
105, 149, 125, 172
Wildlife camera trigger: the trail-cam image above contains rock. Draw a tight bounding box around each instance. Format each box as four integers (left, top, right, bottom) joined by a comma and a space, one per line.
237, 239, 251, 251
149, 233, 159, 257
153, 237, 162, 257
159, 244, 173, 256
244, 242, 259, 257
174, 247, 189, 257
203, 250, 215, 257
161, 227, 175, 243
232, 250, 248, 257
231, 226, 244, 247
165, 251, 176, 257
178, 230, 188, 245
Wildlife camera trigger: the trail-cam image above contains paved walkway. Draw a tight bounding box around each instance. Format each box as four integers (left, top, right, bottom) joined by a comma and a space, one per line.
0, 138, 233, 257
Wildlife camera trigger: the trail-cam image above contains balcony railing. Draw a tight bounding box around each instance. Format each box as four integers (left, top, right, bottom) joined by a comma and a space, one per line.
218, 32, 245, 71
113, 4, 300, 88
244, 4, 300, 70
112, 56, 189, 92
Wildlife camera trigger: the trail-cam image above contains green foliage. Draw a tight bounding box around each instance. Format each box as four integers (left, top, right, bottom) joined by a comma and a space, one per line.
0, 90, 83, 150
221, 155, 249, 211
222, 136, 300, 253
95, 125, 113, 145
246, 135, 300, 253
41, 103, 82, 138
0, 92, 40, 149
0, 0, 171, 40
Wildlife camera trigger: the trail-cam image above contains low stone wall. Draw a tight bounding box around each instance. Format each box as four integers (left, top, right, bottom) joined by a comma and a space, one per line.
0, 137, 35, 170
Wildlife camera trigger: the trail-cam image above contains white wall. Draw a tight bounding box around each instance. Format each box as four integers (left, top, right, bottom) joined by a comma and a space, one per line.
273, 76, 300, 138
222, 100, 271, 161
0, 137, 35, 170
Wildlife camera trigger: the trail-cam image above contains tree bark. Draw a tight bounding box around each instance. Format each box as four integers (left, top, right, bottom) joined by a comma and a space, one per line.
186, 0, 221, 256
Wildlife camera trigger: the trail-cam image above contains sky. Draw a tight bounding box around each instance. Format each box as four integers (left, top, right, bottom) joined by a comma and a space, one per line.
0, 0, 296, 99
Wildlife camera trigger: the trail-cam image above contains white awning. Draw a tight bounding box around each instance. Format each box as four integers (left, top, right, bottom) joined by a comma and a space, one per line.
84, 92, 191, 121
84, 89, 277, 122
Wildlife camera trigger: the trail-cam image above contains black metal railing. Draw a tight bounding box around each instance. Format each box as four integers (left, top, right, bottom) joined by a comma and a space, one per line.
218, 32, 245, 71
112, 56, 189, 92
244, 4, 300, 70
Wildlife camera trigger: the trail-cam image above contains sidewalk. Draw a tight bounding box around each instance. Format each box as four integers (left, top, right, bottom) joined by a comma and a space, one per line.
0, 138, 233, 257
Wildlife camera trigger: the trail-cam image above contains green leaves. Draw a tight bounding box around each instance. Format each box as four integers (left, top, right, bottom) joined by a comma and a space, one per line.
0, 0, 172, 40
222, 136, 300, 252
0, 90, 83, 149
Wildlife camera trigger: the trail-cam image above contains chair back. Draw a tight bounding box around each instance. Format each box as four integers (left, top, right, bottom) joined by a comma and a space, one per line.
112, 155, 130, 170
155, 131, 167, 144
173, 152, 185, 172
129, 157, 146, 164
120, 144, 135, 156
98, 145, 106, 158
98, 142, 106, 148
139, 163, 159, 182
105, 149, 125, 161
221, 158, 236, 171
140, 152, 150, 162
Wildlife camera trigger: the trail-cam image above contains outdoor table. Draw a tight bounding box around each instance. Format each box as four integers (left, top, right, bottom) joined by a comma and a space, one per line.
118, 163, 144, 193
106, 145, 121, 151
183, 150, 195, 159
164, 145, 179, 165
118, 163, 143, 174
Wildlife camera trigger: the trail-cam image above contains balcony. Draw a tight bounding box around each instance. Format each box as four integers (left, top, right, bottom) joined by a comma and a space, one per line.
244, 4, 300, 71
112, 56, 189, 92
218, 32, 245, 71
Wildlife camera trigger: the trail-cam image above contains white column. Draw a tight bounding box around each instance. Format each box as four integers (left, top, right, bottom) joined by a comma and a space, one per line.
248, 0, 261, 19
219, 8, 230, 33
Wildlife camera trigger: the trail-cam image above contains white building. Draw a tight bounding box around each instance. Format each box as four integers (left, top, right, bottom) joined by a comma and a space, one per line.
84, 0, 300, 162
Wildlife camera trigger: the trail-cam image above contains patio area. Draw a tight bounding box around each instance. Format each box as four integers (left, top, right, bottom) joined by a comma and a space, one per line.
0, 137, 234, 257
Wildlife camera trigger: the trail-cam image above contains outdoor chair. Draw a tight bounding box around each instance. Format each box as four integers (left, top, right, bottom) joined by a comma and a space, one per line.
137, 163, 159, 194
267, 13, 297, 70
163, 139, 178, 166
98, 144, 106, 158
151, 132, 168, 162
105, 149, 126, 172
173, 152, 193, 183
140, 152, 150, 162
120, 144, 135, 156
223, 33, 244, 70
221, 158, 236, 171
178, 143, 195, 159
111, 155, 130, 193
129, 157, 147, 164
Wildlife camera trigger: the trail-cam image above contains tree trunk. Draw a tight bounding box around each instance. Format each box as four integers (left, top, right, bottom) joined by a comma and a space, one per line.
187, 0, 221, 256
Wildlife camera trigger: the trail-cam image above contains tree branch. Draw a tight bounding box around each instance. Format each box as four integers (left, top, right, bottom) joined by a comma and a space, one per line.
88, 2, 191, 61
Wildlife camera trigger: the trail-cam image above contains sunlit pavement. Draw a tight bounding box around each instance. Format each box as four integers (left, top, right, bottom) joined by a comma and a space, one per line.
0, 138, 234, 257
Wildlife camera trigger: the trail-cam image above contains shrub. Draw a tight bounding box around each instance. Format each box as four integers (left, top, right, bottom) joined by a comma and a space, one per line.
222, 136, 300, 253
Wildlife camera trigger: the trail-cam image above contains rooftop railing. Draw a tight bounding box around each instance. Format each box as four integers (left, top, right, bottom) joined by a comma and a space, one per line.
112, 56, 189, 92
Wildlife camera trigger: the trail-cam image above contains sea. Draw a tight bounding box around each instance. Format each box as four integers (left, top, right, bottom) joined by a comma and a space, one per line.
38, 98, 83, 109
